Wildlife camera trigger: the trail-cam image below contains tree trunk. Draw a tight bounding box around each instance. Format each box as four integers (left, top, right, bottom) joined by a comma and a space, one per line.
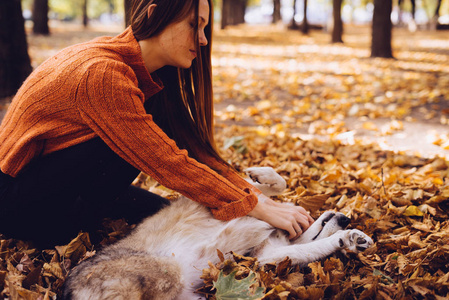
124, 0, 133, 26
301, 0, 309, 34
32, 0, 49, 35
221, 0, 230, 29
221, 0, 247, 29
371, 0, 393, 58
82, 0, 88, 27
0, 0, 33, 98
434, 0, 442, 18
234, 0, 246, 25
289, 0, 299, 29
272, 0, 281, 23
410, 0, 416, 20
331, 0, 343, 43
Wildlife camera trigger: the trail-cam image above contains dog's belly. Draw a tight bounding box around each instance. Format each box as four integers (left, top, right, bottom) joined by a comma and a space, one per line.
118, 197, 275, 265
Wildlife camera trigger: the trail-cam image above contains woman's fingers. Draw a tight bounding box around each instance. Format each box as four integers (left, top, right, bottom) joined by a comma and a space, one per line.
296, 214, 311, 232
282, 212, 305, 239
302, 208, 315, 225
248, 200, 315, 239
296, 206, 315, 225
307, 213, 315, 225
289, 206, 314, 232
261, 196, 315, 226
291, 222, 303, 239
274, 205, 313, 235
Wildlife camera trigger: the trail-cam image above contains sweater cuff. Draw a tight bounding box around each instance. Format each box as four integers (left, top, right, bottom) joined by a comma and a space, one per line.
210, 188, 258, 221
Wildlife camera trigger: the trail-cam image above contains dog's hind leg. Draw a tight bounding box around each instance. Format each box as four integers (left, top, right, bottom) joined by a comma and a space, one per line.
255, 229, 373, 266
64, 253, 183, 300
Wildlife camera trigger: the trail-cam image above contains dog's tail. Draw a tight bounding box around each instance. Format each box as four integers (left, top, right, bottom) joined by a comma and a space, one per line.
62, 247, 183, 300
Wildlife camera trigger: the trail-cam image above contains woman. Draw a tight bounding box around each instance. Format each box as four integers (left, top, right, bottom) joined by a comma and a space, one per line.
0, 0, 313, 249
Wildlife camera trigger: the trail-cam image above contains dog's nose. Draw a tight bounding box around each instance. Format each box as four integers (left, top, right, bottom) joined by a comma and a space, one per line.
337, 215, 350, 228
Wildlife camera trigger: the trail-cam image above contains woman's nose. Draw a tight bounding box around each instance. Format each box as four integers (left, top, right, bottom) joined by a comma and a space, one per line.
199, 31, 208, 46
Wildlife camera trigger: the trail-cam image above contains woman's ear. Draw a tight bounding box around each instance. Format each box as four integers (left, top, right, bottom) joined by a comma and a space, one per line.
147, 4, 157, 19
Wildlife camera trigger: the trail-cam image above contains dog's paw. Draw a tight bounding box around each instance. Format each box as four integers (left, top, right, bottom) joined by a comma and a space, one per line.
338, 229, 373, 253
244, 167, 286, 196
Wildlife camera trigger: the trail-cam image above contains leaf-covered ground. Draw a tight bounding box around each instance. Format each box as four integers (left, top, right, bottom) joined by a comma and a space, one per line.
1, 22, 449, 299
201, 126, 449, 299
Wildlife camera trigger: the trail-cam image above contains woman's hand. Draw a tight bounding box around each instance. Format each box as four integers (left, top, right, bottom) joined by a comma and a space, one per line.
248, 194, 314, 240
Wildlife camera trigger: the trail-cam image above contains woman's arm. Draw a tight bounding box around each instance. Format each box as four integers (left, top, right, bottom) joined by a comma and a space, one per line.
76, 61, 257, 220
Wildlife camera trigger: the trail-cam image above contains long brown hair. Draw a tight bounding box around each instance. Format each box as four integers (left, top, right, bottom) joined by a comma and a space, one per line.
130, 0, 227, 168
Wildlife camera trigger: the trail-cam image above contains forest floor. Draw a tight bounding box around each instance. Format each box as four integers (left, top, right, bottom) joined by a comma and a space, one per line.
1, 22, 449, 157
211, 23, 449, 159
1, 22, 449, 299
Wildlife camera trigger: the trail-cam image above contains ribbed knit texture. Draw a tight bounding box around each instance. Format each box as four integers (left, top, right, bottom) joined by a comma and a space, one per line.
0, 27, 258, 220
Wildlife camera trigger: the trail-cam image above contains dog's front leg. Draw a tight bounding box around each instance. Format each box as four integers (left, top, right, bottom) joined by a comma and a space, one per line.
244, 167, 287, 197
255, 229, 373, 266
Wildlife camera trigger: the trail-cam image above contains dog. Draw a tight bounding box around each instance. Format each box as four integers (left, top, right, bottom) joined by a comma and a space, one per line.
62, 167, 373, 300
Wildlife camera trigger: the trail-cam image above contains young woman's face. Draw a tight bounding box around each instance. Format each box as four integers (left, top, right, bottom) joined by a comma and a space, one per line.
157, 0, 209, 69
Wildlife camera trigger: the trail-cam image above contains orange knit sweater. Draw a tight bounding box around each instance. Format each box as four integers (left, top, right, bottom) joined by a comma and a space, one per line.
0, 27, 258, 220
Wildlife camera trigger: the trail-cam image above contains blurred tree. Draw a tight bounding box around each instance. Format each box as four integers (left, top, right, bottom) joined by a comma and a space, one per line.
33, 0, 49, 35
221, 0, 247, 29
23, 0, 124, 24
289, 0, 299, 29
371, 0, 393, 58
398, 0, 416, 21
398, 0, 417, 31
44, 0, 78, 21
433, 0, 449, 29
289, 0, 309, 33
434, 0, 443, 19
301, 0, 309, 34
0, 0, 32, 98
273, 0, 281, 23
105, 0, 116, 14
83, 0, 89, 27
331, 0, 343, 43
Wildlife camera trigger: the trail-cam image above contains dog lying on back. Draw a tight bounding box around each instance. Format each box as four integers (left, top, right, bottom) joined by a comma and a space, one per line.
62, 167, 373, 300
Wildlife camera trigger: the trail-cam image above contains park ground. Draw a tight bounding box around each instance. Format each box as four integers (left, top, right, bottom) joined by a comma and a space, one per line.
1, 22, 449, 299
1, 22, 449, 158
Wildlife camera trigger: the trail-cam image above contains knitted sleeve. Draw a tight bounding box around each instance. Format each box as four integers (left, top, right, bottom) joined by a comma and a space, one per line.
75, 60, 257, 220
191, 143, 263, 197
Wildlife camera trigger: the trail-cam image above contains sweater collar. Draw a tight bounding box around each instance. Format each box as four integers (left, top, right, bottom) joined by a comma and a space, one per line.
116, 26, 164, 100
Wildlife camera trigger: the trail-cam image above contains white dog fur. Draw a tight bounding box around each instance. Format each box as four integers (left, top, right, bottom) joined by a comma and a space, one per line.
62, 167, 373, 300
